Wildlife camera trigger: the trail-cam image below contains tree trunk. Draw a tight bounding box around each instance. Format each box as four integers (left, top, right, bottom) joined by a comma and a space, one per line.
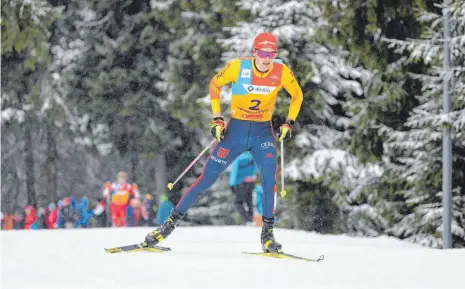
155, 151, 167, 199
46, 123, 58, 203
126, 120, 138, 183
24, 120, 36, 208
12, 169, 22, 213
292, 185, 300, 229
130, 136, 138, 184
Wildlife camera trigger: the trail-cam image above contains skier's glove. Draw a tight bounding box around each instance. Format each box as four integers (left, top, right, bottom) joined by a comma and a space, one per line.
278, 119, 294, 141
210, 117, 225, 142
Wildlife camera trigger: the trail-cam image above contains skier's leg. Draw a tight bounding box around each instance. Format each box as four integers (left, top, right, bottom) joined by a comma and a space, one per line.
251, 142, 277, 220
144, 119, 248, 246
250, 123, 281, 253
119, 206, 127, 227
110, 204, 118, 227
115, 206, 121, 227
174, 142, 245, 214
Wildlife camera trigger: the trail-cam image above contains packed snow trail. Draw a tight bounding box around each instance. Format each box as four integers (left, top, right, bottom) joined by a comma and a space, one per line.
1, 226, 464, 289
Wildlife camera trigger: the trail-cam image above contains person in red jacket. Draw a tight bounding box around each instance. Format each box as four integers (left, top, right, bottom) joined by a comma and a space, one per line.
24, 205, 38, 229
46, 203, 59, 229
103, 171, 140, 227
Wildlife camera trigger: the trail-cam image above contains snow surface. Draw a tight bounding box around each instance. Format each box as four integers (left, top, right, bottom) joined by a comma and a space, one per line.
1, 226, 464, 289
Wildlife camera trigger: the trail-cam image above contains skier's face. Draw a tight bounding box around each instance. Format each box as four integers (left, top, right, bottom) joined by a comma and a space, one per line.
117, 176, 126, 184
253, 47, 277, 72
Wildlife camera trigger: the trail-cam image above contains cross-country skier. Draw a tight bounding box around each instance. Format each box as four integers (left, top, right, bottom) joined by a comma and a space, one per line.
103, 171, 140, 227
143, 32, 303, 253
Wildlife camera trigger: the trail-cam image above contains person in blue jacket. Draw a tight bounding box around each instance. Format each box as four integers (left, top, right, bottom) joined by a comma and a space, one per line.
156, 193, 174, 225
229, 152, 258, 224
77, 196, 93, 228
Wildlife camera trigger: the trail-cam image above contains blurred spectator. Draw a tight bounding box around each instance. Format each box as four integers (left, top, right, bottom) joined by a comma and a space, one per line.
3, 213, 15, 230
92, 198, 107, 227
229, 152, 258, 225
1, 211, 15, 230
141, 194, 157, 226
156, 193, 174, 225
37, 207, 47, 229
77, 196, 94, 228
127, 198, 141, 227
70, 196, 79, 227
103, 171, 140, 227
24, 205, 38, 229
57, 198, 76, 228
46, 203, 59, 229
14, 210, 24, 229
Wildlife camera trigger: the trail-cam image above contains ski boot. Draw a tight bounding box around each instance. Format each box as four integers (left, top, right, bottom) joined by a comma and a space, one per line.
142, 209, 185, 247
261, 217, 283, 253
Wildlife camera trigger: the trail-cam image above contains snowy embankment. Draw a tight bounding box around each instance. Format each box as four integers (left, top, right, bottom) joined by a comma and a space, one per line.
1, 226, 464, 289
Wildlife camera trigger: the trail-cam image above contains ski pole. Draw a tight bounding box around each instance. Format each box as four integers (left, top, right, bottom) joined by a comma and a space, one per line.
167, 138, 217, 190
280, 140, 287, 197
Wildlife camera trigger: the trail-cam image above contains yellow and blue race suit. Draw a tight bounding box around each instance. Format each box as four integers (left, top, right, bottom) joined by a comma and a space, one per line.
175, 57, 303, 219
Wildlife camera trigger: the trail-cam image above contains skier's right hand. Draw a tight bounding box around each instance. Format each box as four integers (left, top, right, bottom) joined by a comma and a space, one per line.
278, 119, 295, 141
210, 117, 225, 142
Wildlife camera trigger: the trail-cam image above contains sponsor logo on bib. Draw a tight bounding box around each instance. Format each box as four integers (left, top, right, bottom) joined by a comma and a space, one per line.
241, 69, 251, 78
243, 84, 276, 95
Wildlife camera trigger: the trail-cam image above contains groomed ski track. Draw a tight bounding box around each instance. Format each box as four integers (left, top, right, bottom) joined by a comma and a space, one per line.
1, 226, 464, 289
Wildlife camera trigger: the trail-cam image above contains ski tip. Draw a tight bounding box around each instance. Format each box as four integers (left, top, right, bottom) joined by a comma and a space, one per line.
104, 248, 122, 253
317, 255, 324, 261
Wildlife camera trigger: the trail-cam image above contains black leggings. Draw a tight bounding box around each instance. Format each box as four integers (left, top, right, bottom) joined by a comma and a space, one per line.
234, 182, 255, 224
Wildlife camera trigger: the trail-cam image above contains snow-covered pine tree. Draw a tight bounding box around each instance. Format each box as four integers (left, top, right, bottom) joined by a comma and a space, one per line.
59, 0, 202, 204
382, 1, 465, 248
221, 0, 377, 232
1, 0, 63, 208
315, 0, 426, 238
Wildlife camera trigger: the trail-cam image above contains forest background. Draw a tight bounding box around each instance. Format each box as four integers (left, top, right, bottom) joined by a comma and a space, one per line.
1, 0, 464, 248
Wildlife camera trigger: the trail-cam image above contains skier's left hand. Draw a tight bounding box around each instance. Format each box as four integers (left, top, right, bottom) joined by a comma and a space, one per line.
278, 120, 294, 141
210, 117, 225, 142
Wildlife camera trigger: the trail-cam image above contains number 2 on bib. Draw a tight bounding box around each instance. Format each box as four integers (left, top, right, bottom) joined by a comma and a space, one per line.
249, 100, 261, 111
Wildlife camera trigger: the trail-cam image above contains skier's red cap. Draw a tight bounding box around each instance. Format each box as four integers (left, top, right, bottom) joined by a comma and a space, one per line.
253, 32, 278, 51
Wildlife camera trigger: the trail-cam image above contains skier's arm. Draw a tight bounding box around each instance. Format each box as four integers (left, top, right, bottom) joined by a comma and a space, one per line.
103, 182, 112, 198
209, 59, 241, 118
281, 65, 303, 121
132, 184, 140, 199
